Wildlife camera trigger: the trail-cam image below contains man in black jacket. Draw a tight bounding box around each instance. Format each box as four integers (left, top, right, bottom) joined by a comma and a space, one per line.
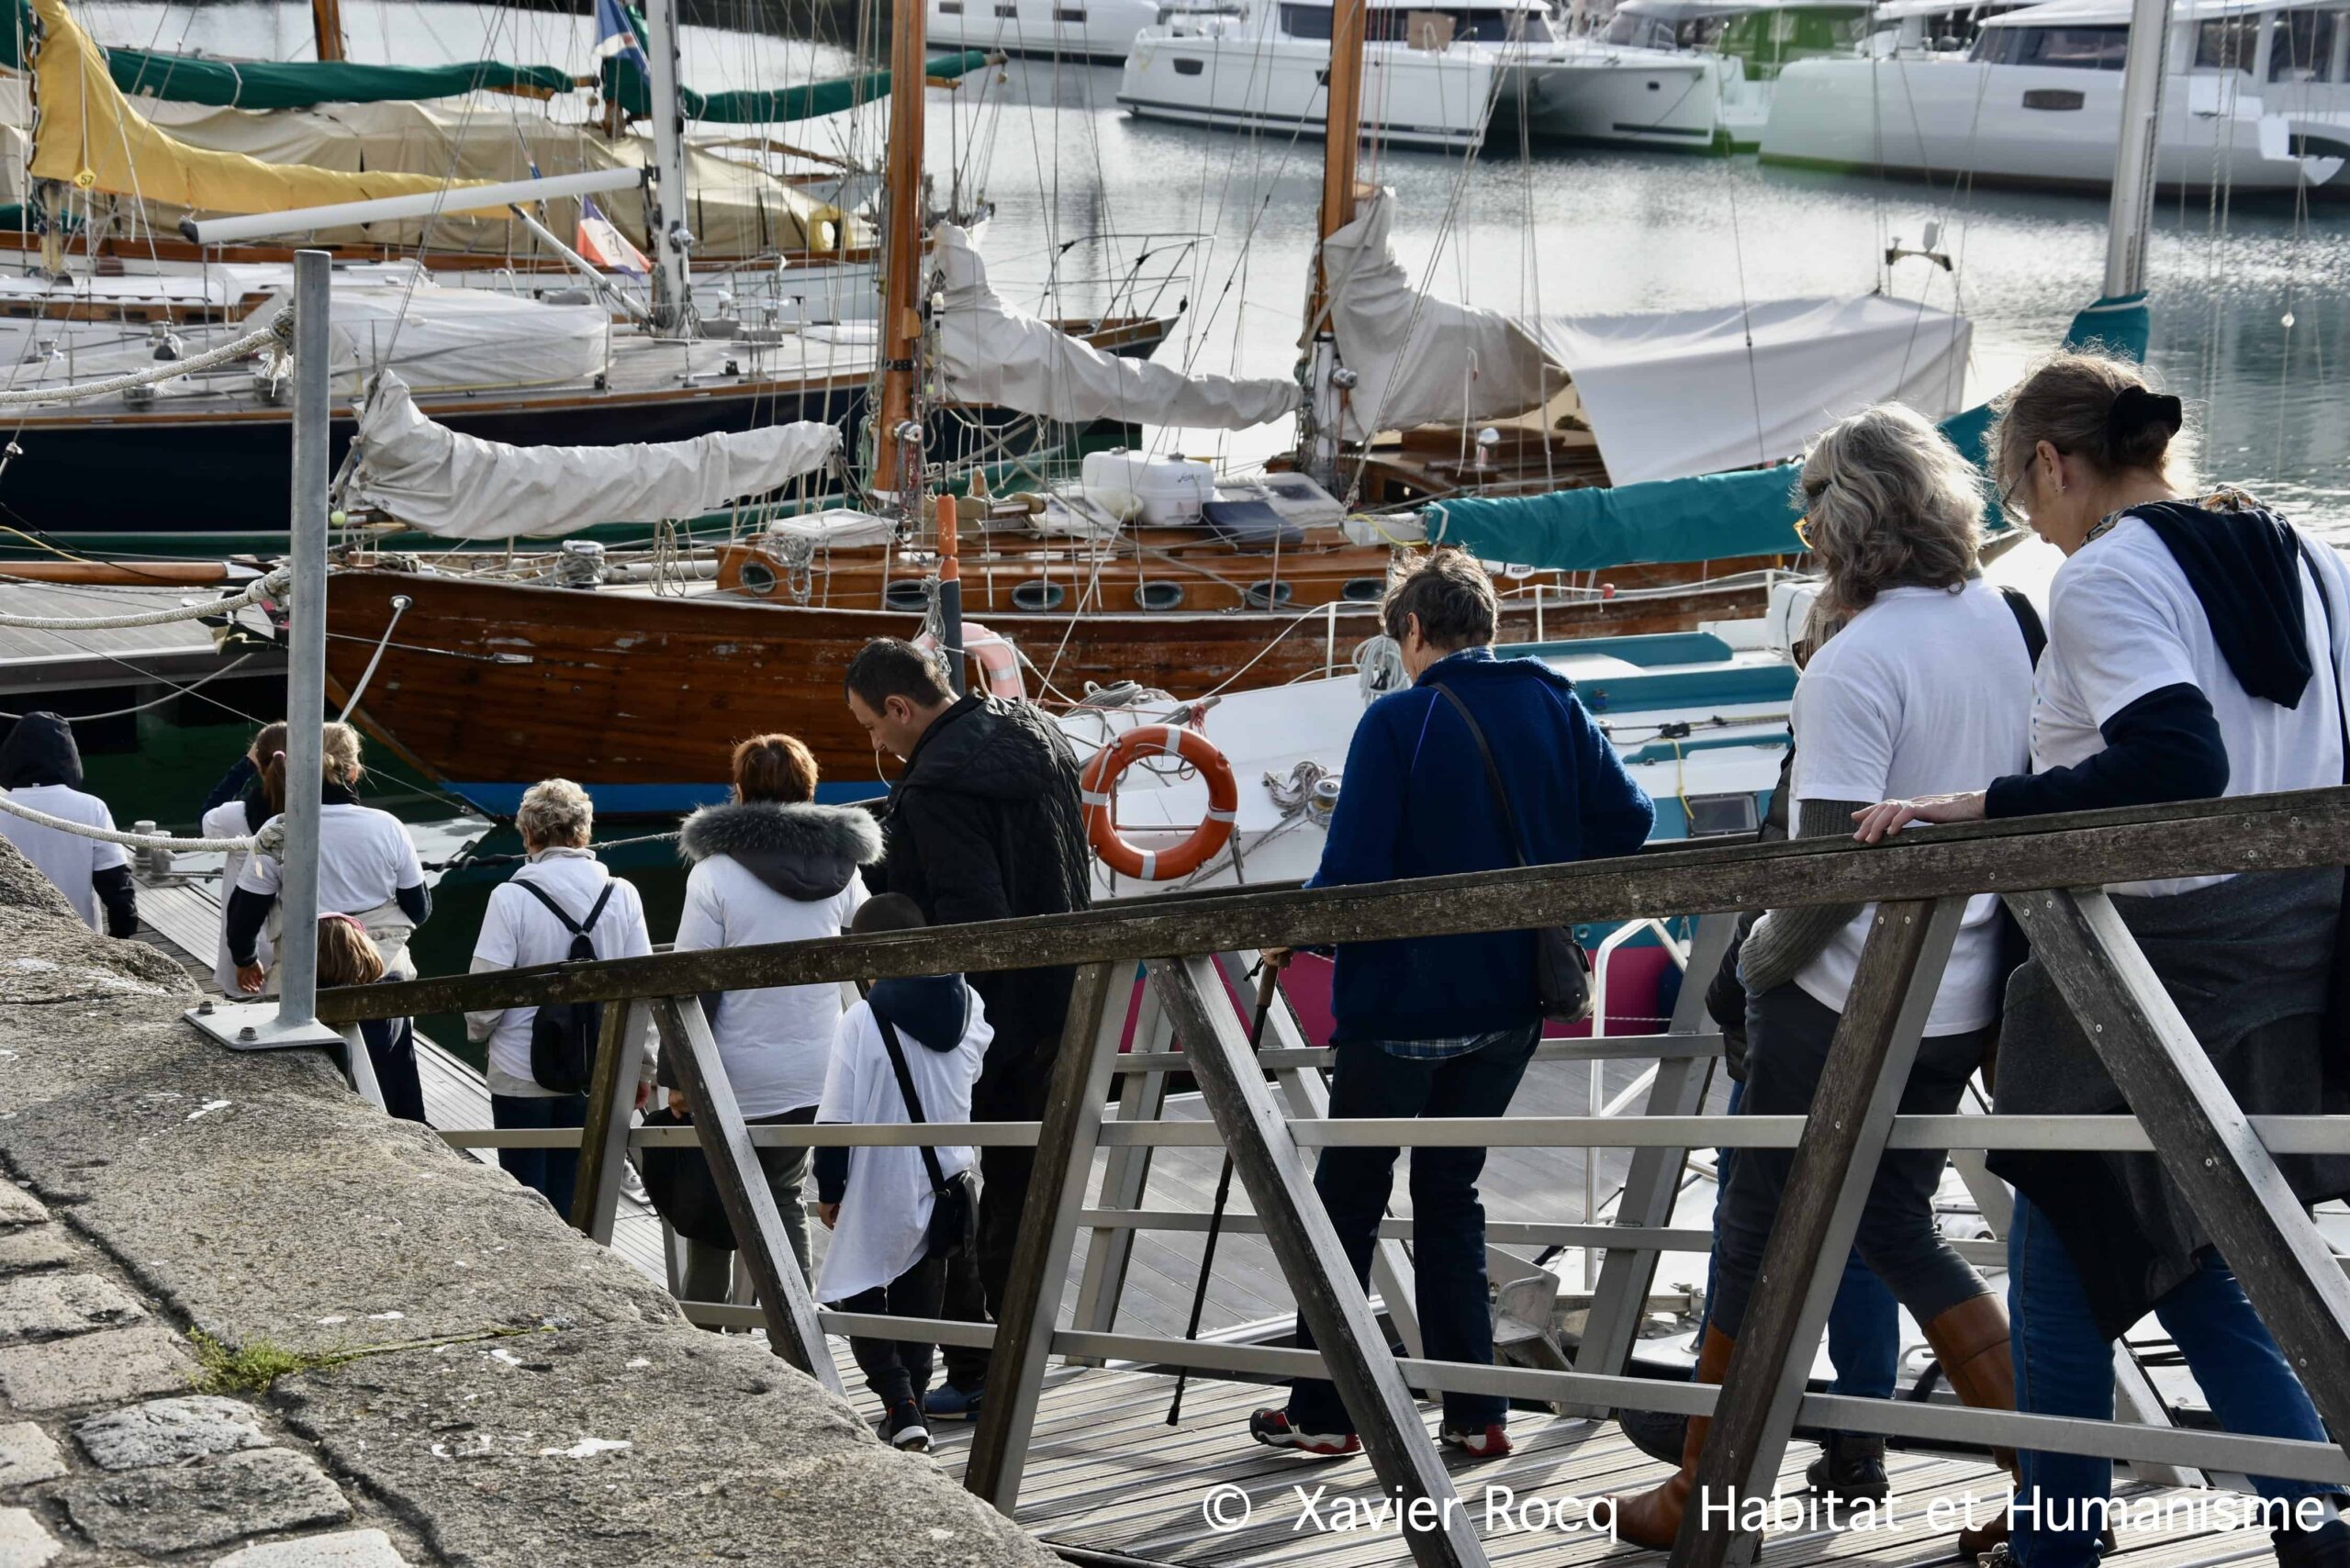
845, 638, 1091, 1419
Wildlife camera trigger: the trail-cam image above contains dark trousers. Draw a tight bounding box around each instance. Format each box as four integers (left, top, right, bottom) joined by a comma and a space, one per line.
940, 1036, 1053, 1391
1711, 983, 1991, 1339
492, 1092, 590, 1218
356, 1017, 428, 1126
1286, 1023, 1542, 1433
844, 1250, 947, 1411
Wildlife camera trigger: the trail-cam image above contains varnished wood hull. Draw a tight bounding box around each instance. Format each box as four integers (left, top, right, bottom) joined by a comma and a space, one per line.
324, 565, 1783, 816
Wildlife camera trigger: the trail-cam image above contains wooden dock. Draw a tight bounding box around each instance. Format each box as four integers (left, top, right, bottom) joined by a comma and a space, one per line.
0, 579, 284, 695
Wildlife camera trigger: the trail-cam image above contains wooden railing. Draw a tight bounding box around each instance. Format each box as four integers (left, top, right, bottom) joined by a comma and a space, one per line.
311, 787, 2350, 1568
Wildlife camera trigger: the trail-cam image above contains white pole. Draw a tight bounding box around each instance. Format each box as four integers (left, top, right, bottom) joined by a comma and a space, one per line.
2103, 0, 2173, 299
275, 250, 330, 1030
179, 168, 645, 248
642, 0, 695, 332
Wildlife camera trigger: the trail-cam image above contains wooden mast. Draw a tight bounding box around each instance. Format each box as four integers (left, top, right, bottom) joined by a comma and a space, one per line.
1301, 0, 1367, 487
310, 0, 346, 62
873, 0, 929, 508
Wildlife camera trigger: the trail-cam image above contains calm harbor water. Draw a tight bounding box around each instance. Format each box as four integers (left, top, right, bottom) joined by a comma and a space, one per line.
63, 2, 2350, 1053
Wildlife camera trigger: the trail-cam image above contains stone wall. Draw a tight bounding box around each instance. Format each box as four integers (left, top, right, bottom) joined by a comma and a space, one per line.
0, 843, 1058, 1567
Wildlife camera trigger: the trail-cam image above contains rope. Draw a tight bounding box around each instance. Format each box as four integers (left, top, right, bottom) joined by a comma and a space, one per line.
0, 316, 290, 408
0, 567, 287, 631
0, 653, 261, 722
0, 790, 254, 852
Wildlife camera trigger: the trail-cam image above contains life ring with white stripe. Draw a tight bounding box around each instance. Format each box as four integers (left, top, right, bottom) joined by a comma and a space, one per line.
1080, 724, 1238, 881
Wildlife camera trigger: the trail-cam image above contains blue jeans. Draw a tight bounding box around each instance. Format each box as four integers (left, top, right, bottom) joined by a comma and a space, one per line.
1287, 1023, 1542, 1434
492, 1092, 590, 1218
1708, 1078, 1900, 1406
2009, 1194, 2333, 1567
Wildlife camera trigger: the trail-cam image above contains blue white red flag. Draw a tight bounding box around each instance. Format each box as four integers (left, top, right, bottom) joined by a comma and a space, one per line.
576, 197, 651, 274
593, 0, 651, 73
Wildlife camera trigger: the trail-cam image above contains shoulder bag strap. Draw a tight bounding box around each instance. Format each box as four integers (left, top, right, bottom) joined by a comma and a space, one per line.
509, 877, 585, 935
1997, 585, 2048, 667
1431, 682, 1531, 868
2296, 538, 2349, 788
873, 1009, 952, 1199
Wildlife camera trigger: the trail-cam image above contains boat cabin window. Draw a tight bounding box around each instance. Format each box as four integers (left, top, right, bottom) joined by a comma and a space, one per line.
2193, 14, 2262, 71
1973, 22, 2130, 68
1716, 6, 1871, 78
1286, 4, 1550, 42
1602, 8, 1726, 48
1281, 5, 1334, 37
1056, 5, 1086, 17
2268, 8, 2341, 80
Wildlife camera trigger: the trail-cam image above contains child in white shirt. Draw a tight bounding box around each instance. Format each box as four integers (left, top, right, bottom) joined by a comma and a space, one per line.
813, 894, 992, 1453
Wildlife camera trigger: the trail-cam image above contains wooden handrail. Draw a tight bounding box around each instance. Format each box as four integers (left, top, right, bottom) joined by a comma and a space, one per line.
317, 785, 2350, 1025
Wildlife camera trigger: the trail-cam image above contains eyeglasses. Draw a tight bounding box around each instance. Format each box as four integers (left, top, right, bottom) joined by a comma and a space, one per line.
1998, 453, 2038, 523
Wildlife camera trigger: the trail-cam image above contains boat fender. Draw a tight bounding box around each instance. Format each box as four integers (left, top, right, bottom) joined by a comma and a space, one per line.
1080, 724, 1238, 882
915, 620, 1025, 702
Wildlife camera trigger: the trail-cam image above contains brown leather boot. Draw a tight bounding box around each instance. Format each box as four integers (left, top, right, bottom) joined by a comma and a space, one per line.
1607, 1326, 1736, 1550
1920, 1294, 2019, 1562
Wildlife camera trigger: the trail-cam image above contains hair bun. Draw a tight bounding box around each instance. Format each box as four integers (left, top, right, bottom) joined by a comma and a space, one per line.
2107, 385, 2183, 449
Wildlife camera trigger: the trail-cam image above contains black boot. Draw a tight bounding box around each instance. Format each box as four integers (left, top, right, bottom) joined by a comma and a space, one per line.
1617, 1406, 1688, 1466
1804, 1432, 1889, 1503
2275, 1514, 2350, 1568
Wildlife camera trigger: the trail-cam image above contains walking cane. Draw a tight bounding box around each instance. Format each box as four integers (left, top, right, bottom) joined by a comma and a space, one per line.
1167, 957, 1284, 1426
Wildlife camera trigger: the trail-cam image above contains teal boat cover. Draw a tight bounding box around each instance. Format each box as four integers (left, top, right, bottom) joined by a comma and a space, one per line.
1424, 293, 2151, 572
599, 4, 990, 124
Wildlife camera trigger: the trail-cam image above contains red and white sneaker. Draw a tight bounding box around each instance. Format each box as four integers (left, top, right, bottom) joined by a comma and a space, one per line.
1248, 1407, 1361, 1457
1440, 1423, 1513, 1460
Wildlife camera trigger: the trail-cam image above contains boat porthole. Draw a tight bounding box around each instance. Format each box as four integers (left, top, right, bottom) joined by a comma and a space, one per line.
1647, 80, 1661, 90
1340, 577, 1385, 603
1013, 579, 1068, 611
1173, 56, 1203, 74
1135, 581, 1185, 610
739, 559, 778, 597
1245, 580, 1294, 610
884, 580, 931, 614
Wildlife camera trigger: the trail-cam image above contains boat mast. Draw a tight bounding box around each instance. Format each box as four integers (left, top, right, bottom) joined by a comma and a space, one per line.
2102, 0, 2172, 298
641, 0, 696, 331
873, 0, 930, 509
1300, 0, 1367, 488
310, 0, 346, 62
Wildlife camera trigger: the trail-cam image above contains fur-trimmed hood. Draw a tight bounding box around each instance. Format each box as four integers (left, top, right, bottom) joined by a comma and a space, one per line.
678, 800, 883, 902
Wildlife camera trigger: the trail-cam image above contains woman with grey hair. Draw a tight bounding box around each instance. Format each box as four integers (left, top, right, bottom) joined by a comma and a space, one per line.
467, 779, 655, 1215
1611, 404, 2038, 1552
1856, 356, 2350, 1568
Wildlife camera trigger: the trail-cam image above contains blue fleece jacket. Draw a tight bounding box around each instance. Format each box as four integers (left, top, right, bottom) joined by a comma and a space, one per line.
1312, 647, 1655, 1044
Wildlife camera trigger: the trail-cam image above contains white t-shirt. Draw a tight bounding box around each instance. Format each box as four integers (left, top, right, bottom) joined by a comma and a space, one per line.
0, 783, 127, 930
1789, 581, 2035, 1035
672, 857, 866, 1119
465, 849, 655, 1098
2032, 514, 2350, 898
238, 803, 424, 917
201, 800, 270, 992
814, 989, 991, 1305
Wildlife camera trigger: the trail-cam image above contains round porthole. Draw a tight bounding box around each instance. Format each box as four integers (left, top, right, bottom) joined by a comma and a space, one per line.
1012, 579, 1067, 611
1135, 581, 1185, 610
739, 558, 778, 597
1341, 576, 1385, 602
1244, 580, 1294, 610
884, 580, 931, 614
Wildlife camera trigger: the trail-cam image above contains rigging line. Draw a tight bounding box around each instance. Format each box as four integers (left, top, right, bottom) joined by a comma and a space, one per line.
0, 653, 262, 724
1722, 171, 1769, 471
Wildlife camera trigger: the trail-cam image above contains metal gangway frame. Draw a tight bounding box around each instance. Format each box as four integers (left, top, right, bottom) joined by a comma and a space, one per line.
319, 786, 2350, 1568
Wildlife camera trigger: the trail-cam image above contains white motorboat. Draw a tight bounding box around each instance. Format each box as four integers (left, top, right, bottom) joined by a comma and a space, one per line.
928, 0, 1244, 63
1117, 0, 1556, 151
1759, 0, 2350, 193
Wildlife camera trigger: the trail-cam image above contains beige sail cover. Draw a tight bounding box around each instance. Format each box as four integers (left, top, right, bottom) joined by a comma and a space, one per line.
26, 0, 498, 215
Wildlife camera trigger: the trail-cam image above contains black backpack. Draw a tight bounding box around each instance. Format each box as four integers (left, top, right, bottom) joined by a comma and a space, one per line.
510, 877, 616, 1096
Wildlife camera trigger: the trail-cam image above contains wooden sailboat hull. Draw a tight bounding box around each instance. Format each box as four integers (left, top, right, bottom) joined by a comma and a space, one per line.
323, 565, 1781, 817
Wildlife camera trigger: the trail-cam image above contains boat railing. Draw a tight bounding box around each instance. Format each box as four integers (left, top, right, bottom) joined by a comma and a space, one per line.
318, 785, 2350, 1568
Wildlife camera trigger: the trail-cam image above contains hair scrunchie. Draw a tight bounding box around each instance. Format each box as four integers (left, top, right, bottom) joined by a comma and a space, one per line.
2107, 384, 2184, 446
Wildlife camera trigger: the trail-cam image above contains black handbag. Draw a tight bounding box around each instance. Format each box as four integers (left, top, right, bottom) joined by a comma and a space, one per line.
1431, 682, 1595, 1024
633, 1107, 735, 1250
874, 1005, 979, 1261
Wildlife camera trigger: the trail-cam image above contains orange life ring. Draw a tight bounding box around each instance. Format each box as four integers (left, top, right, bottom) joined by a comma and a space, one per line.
1080, 723, 1238, 881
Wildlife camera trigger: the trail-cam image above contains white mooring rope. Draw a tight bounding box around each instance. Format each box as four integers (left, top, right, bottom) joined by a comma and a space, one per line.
0, 791, 256, 852
0, 317, 292, 409
0, 566, 289, 632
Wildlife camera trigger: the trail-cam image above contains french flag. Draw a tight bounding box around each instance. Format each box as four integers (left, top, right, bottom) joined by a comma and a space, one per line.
593, 0, 652, 73
576, 197, 651, 274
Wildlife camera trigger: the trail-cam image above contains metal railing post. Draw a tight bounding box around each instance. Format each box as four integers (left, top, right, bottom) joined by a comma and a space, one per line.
1069, 974, 1167, 1345
274, 247, 331, 1030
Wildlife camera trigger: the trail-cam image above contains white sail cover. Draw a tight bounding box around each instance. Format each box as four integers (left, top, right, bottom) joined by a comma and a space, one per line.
1323, 189, 1974, 485
350, 373, 841, 540
931, 224, 1300, 431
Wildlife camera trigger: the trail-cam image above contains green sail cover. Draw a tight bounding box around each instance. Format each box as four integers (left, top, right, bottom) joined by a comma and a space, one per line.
1424, 293, 2151, 573
599, 46, 991, 124
0, 9, 576, 106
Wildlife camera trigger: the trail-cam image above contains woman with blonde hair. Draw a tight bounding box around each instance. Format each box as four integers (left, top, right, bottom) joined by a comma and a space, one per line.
1612, 403, 2038, 1553
1856, 356, 2350, 1568
225, 722, 431, 1122
200, 721, 285, 995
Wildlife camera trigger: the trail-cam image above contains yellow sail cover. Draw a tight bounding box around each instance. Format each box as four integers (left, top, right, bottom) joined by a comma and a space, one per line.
28, 0, 494, 215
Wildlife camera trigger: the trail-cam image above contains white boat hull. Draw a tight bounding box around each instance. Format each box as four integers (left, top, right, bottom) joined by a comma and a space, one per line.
1760, 57, 2350, 193
928, 0, 1165, 62
1119, 29, 1505, 151
1516, 48, 1727, 150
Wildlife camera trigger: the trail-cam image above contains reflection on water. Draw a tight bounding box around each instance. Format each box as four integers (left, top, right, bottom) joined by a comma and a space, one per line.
83, 5, 2346, 531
